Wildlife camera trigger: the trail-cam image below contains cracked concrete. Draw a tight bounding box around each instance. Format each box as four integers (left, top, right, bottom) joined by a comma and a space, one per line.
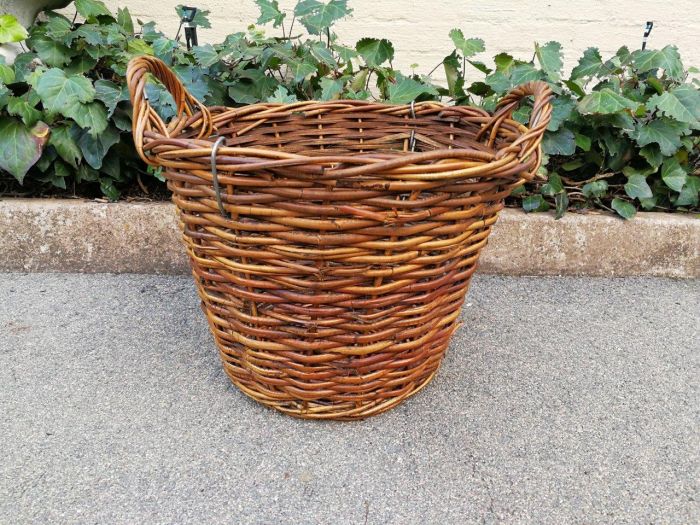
1, 273, 697, 524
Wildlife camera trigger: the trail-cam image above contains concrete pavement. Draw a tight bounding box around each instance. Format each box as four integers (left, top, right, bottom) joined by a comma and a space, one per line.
0, 273, 698, 524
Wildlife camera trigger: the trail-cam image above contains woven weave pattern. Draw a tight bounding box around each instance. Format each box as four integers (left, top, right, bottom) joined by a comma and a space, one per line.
127, 56, 552, 419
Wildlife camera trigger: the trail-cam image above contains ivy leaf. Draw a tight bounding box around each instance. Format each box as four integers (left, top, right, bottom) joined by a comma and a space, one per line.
570, 47, 605, 79
577, 88, 640, 114
332, 44, 357, 63
255, 0, 286, 27
631, 45, 683, 80
192, 44, 220, 67
542, 128, 576, 156
639, 144, 663, 168
675, 176, 700, 207
554, 191, 569, 219
287, 59, 317, 82
65, 55, 98, 75
0, 14, 28, 44
356, 38, 394, 68
647, 85, 700, 124
297, 0, 351, 35
0, 63, 14, 84
484, 71, 510, 93
94, 79, 127, 117
68, 24, 104, 46
117, 7, 134, 34
660, 157, 687, 192
574, 133, 592, 152
547, 96, 575, 131
494, 53, 515, 74
71, 101, 109, 137
7, 96, 42, 127
623, 172, 653, 199
77, 125, 120, 169
582, 180, 608, 198
266, 85, 297, 103
443, 52, 461, 97
75, 0, 114, 21
31, 36, 74, 67
0, 118, 49, 183
43, 14, 73, 41
630, 118, 687, 156
510, 63, 542, 85
49, 125, 82, 168
522, 194, 549, 212
388, 74, 438, 104
310, 42, 337, 68
611, 198, 636, 219
535, 41, 563, 81
448, 30, 484, 58
35, 69, 95, 116
320, 78, 344, 100
175, 5, 211, 29
153, 37, 178, 59
541, 172, 564, 196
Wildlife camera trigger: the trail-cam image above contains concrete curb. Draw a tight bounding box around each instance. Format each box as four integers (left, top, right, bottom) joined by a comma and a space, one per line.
1, 198, 697, 278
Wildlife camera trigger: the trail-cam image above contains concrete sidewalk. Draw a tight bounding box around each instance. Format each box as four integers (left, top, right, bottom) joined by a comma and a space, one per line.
0, 274, 697, 524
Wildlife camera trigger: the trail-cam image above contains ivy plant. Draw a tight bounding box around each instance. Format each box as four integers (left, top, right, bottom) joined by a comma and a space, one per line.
0, 0, 697, 219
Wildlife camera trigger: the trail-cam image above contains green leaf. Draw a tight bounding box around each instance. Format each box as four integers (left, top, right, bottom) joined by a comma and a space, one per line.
35, 69, 95, 116
287, 59, 317, 82
639, 144, 663, 168
297, 0, 351, 35
0, 63, 14, 84
356, 38, 394, 68
541, 172, 564, 196
522, 194, 549, 212
68, 24, 103, 46
75, 0, 113, 21
12, 52, 38, 83
255, 0, 286, 27
0, 118, 49, 183
443, 52, 461, 97
71, 101, 109, 136
77, 125, 120, 169
564, 79, 586, 98
554, 191, 569, 219
510, 64, 542, 85
192, 44, 220, 67
577, 88, 640, 115
49, 125, 82, 168
43, 14, 73, 41
484, 71, 510, 93
647, 85, 700, 124
0, 14, 28, 44
94, 79, 126, 117
494, 53, 515, 73
535, 41, 563, 81
548, 96, 575, 131
630, 118, 687, 156
448, 30, 484, 58
332, 44, 357, 63
64, 55, 98, 75
675, 176, 700, 207
631, 45, 683, 80
153, 37, 178, 59
611, 198, 636, 219
660, 157, 687, 192
31, 36, 73, 67
7, 96, 42, 127
117, 7, 134, 34
623, 172, 653, 199
388, 74, 438, 104
570, 47, 605, 79
310, 42, 337, 68
574, 133, 592, 152
542, 128, 576, 156
266, 85, 297, 103
582, 180, 608, 198
320, 77, 344, 100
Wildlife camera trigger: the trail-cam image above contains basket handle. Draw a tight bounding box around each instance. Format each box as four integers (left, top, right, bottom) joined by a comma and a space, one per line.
477, 81, 553, 160
126, 55, 214, 164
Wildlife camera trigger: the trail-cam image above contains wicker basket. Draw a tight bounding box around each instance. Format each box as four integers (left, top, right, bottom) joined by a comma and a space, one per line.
127, 56, 552, 420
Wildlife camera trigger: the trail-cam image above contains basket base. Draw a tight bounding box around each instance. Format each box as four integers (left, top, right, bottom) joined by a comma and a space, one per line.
220, 357, 442, 421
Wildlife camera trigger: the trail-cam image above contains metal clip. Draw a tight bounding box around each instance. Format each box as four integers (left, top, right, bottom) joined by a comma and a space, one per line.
211, 136, 230, 219
408, 100, 417, 152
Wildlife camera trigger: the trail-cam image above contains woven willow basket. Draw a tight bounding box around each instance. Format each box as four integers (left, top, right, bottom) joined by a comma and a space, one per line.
127, 56, 552, 420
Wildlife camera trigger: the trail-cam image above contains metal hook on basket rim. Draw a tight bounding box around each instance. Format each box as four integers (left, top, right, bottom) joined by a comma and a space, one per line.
408, 100, 417, 152
211, 136, 230, 219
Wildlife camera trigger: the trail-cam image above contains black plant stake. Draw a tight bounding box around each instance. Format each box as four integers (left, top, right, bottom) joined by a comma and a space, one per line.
642, 21, 653, 50
176, 6, 199, 50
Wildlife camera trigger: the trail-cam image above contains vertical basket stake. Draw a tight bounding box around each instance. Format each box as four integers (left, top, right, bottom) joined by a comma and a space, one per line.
408, 100, 417, 152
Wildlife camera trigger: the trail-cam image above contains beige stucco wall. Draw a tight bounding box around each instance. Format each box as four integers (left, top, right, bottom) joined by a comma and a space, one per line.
90, 0, 698, 81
